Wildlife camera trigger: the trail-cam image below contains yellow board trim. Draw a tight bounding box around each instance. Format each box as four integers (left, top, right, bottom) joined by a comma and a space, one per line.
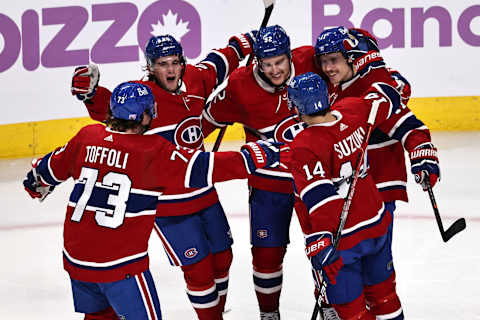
1, 96, 479, 159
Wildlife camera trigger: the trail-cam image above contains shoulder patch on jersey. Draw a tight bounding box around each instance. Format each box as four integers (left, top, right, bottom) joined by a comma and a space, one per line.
274, 114, 306, 143
104, 135, 113, 142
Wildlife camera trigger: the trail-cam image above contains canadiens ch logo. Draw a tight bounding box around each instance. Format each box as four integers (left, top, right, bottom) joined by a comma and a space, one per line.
273, 115, 306, 143
184, 247, 198, 258
175, 116, 204, 149
257, 229, 268, 239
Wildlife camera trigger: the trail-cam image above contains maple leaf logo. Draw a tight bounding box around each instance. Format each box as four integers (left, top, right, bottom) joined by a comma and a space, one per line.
150, 10, 190, 40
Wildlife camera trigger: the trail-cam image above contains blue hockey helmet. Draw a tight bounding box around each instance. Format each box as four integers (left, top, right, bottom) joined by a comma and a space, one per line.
253, 25, 291, 60
314, 26, 358, 58
110, 82, 157, 122
287, 72, 330, 115
145, 35, 185, 67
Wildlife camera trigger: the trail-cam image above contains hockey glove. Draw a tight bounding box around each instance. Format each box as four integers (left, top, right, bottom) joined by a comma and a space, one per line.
409, 142, 440, 191
240, 140, 289, 174
23, 159, 55, 202
229, 32, 256, 60
306, 233, 343, 285
71, 63, 100, 101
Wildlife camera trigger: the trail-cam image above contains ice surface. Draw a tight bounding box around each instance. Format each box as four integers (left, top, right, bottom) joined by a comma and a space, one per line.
1, 132, 479, 319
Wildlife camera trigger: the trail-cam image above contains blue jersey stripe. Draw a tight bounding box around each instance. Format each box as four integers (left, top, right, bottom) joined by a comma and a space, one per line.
391, 116, 425, 141
202, 51, 227, 86
302, 182, 338, 212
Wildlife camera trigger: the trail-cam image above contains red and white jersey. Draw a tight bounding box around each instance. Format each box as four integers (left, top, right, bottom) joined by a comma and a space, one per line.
290, 98, 392, 251
34, 124, 251, 282
329, 65, 431, 203
202, 46, 318, 194
300, 42, 432, 203
83, 45, 244, 216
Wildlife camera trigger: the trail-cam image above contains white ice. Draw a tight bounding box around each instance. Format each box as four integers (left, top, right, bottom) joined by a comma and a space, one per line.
1, 132, 479, 319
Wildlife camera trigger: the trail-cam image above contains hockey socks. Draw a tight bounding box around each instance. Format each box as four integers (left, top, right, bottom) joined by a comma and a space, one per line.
252, 246, 286, 313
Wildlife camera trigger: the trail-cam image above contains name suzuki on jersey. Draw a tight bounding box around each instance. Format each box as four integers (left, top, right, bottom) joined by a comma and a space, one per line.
334, 127, 366, 159
84, 146, 129, 169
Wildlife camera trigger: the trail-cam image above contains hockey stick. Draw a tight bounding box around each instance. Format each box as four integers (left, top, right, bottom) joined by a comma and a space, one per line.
212, 0, 275, 152
311, 100, 381, 320
425, 178, 466, 242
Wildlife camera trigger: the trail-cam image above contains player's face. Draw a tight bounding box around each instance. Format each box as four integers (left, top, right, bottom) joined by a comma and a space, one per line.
260, 54, 291, 86
150, 55, 184, 92
318, 52, 353, 85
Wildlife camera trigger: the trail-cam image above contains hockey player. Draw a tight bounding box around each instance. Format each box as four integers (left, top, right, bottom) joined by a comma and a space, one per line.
288, 72, 404, 319
70, 33, 255, 319
313, 26, 440, 212
23, 82, 287, 320
202, 25, 319, 319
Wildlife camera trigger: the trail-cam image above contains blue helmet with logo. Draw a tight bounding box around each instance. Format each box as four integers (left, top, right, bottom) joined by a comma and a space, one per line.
254, 25, 291, 60
287, 72, 330, 115
145, 35, 185, 67
110, 82, 156, 122
314, 26, 356, 57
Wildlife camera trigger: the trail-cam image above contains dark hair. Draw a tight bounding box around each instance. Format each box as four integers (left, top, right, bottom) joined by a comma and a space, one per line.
104, 109, 143, 132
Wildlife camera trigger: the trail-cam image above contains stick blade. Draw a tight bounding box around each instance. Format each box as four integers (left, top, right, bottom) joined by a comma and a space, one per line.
442, 218, 466, 242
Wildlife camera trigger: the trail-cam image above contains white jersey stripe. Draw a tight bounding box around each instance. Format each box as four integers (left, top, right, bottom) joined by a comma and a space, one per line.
63, 247, 147, 268
342, 203, 386, 236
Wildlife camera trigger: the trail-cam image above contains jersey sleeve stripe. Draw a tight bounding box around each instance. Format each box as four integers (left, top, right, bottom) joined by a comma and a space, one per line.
202, 108, 227, 128
207, 151, 214, 186
36, 153, 63, 185
300, 180, 335, 199
144, 124, 177, 135
185, 151, 213, 188
185, 150, 201, 188
239, 152, 252, 175
300, 181, 342, 215
308, 194, 343, 215
389, 113, 426, 139
206, 49, 229, 84
228, 44, 242, 60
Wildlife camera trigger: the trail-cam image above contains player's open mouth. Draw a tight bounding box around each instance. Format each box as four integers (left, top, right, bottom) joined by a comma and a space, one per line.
271, 73, 284, 81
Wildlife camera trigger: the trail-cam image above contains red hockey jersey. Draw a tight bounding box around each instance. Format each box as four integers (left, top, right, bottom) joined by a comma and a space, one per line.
328, 63, 431, 203
82, 45, 245, 216
202, 46, 318, 194
290, 98, 392, 250
34, 124, 253, 282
